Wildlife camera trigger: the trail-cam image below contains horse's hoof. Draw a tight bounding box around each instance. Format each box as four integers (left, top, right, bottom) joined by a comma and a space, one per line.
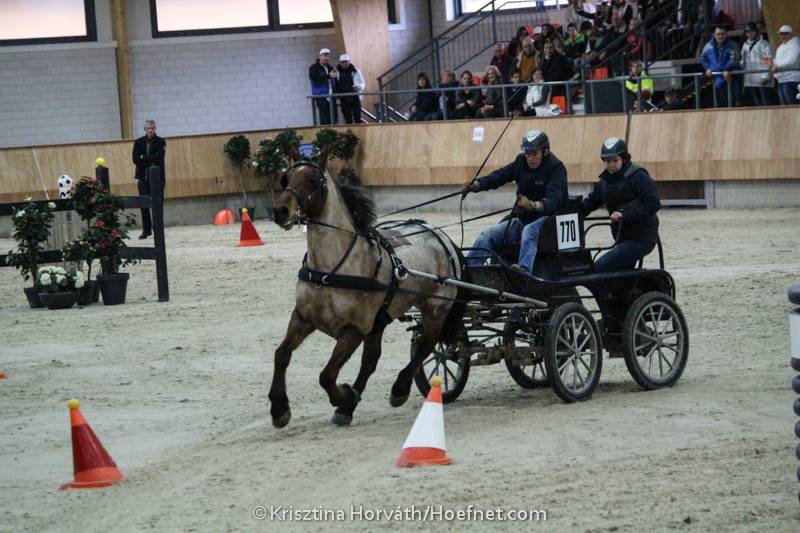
272, 409, 291, 428
331, 412, 352, 426
389, 393, 409, 407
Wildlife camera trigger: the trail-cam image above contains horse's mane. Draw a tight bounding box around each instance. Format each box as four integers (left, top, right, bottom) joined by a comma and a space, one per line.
333, 178, 376, 234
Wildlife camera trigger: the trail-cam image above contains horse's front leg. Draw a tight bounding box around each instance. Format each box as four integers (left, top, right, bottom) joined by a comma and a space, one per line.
269, 309, 315, 429
319, 326, 364, 426
331, 323, 387, 424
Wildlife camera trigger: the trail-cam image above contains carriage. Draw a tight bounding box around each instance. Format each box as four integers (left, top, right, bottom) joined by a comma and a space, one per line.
400, 196, 690, 404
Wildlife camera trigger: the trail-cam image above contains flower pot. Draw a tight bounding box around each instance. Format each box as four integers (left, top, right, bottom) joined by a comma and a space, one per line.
97, 273, 129, 306
77, 280, 100, 306
24, 287, 44, 309
38, 291, 79, 310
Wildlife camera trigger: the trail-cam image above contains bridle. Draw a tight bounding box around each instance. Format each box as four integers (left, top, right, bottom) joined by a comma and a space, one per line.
280, 160, 328, 222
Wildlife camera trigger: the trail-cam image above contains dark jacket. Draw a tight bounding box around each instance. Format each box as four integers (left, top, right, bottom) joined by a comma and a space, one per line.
456, 85, 480, 108
309, 60, 334, 96
335, 63, 358, 94
476, 152, 569, 224
540, 51, 574, 83
439, 80, 460, 114
132, 135, 166, 181
491, 53, 513, 81
414, 82, 439, 115
580, 161, 660, 243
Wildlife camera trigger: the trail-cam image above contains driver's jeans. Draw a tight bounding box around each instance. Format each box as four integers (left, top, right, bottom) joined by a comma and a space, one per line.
465, 217, 548, 271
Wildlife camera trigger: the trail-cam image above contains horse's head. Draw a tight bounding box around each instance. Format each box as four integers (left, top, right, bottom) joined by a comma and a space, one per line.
272, 144, 331, 230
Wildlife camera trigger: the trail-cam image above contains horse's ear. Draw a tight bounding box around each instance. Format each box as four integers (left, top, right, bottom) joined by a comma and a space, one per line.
316, 143, 331, 170
288, 146, 302, 162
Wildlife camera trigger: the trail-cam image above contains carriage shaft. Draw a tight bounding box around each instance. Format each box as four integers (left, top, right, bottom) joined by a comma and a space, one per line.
405, 268, 548, 308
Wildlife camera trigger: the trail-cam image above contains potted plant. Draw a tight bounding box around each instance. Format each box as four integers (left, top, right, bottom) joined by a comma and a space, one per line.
5, 199, 55, 308
313, 128, 361, 185
62, 234, 99, 305
224, 135, 255, 220
36, 266, 85, 310
254, 129, 303, 210
91, 186, 137, 305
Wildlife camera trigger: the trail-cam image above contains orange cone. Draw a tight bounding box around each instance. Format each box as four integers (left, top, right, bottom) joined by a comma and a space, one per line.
235, 208, 264, 247
0, 372, 6, 379
60, 399, 124, 490
396, 376, 452, 467
213, 208, 235, 225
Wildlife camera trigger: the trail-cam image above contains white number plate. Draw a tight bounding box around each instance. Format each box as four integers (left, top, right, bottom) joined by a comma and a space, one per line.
556, 213, 580, 250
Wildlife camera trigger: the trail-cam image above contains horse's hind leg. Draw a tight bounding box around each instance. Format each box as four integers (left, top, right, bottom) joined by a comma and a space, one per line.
332, 323, 387, 425
389, 305, 449, 407
319, 326, 364, 426
269, 309, 315, 429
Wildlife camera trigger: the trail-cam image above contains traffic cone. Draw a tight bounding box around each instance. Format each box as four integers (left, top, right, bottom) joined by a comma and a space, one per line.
235, 208, 264, 247
213, 208, 235, 225
60, 399, 124, 490
396, 376, 452, 467
0, 372, 6, 379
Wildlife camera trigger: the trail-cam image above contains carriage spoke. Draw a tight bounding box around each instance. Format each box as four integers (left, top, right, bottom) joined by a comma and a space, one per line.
571, 360, 578, 390
574, 360, 585, 387
657, 346, 665, 376
635, 329, 659, 342
442, 361, 450, 390
444, 362, 458, 384
576, 330, 592, 352
658, 349, 674, 372
578, 353, 593, 374
426, 358, 442, 382
660, 342, 680, 354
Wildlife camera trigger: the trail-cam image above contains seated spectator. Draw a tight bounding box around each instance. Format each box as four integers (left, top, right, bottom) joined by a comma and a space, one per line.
507, 26, 530, 59
564, 23, 587, 65
506, 71, 527, 116
408, 72, 439, 121
491, 44, 513, 82
741, 23, 774, 107
625, 19, 653, 65
453, 70, 481, 119
437, 69, 460, 119
700, 26, 741, 107
772, 25, 800, 105
479, 66, 505, 118
515, 38, 539, 82
655, 87, 685, 110
625, 60, 655, 110
540, 41, 577, 97
523, 69, 557, 117
539, 24, 565, 55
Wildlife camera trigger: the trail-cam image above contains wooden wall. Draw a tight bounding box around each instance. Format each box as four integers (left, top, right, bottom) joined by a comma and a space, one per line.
1, 107, 799, 203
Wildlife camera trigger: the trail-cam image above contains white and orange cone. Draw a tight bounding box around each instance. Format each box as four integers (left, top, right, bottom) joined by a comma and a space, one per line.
396, 376, 451, 467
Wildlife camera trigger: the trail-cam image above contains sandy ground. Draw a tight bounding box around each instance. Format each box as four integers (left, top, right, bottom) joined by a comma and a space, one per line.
1, 208, 799, 532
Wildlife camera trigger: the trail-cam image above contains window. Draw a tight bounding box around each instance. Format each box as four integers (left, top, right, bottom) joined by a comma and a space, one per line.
150, 0, 335, 37
388, 0, 398, 24
456, 0, 567, 16
0, 0, 96, 46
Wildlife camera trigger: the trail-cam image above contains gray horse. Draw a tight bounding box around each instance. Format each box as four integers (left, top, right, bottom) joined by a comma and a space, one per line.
270, 146, 463, 427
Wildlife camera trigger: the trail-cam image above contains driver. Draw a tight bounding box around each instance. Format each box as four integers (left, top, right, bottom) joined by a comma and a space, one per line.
461, 130, 568, 272
580, 137, 661, 272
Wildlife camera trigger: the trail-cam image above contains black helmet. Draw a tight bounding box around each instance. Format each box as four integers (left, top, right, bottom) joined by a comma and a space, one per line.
521, 130, 549, 152
601, 137, 627, 159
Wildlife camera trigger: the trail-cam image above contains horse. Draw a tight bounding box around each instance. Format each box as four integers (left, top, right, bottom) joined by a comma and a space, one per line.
269, 146, 464, 428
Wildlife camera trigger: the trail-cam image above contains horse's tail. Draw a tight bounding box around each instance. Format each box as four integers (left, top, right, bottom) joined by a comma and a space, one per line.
438, 247, 468, 345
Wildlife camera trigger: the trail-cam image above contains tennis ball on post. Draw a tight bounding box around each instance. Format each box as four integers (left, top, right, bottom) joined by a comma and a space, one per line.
95, 157, 106, 167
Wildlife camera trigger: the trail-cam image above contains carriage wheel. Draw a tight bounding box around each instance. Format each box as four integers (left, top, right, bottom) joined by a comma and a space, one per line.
622, 292, 689, 390
502, 322, 549, 388
411, 329, 470, 404
544, 302, 603, 403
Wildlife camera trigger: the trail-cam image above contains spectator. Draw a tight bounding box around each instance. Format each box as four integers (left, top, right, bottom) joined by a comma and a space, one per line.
565, 0, 591, 28
479, 66, 505, 118
309, 48, 336, 125
608, 0, 634, 26
437, 69, 460, 120
772, 25, 800, 105
625, 60, 655, 110
523, 69, 552, 117
515, 37, 539, 82
507, 26, 529, 59
564, 23, 587, 66
594, 1, 612, 29
490, 43, 513, 82
700, 26, 741, 107
453, 70, 481, 119
506, 71, 527, 116
540, 40, 577, 97
335, 54, 365, 124
408, 73, 439, 121
581, 25, 606, 72
740, 23, 774, 107
625, 18, 653, 64
598, 12, 629, 75
132, 119, 166, 240
655, 87, 686, 110
539, 24, 565, 55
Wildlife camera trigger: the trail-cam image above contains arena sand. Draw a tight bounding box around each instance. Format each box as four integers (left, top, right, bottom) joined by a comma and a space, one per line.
1, 208, 798, 532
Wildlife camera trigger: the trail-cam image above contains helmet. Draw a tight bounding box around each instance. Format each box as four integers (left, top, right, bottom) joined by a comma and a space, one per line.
521, 130, 549, 152
601, 137, 627, 159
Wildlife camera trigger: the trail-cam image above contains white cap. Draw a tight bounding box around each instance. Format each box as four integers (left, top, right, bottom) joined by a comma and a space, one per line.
319, 48, 331, 55
779, 25, 793, 34
533, 26, 543, 35
339, 54, 350, 62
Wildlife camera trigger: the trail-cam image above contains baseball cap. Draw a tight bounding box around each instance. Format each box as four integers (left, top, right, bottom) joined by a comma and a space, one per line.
744, 22, 758, 33
319, 48, 331, 55
339, 54, 350, 62
779, 25, 793, 34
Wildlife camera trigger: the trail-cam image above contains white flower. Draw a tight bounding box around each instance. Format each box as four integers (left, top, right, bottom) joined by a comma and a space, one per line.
74, 277, 85, 289
56, 274, 67, 286
250, 162, 258, 168
75, 271, 85, 283
40, 273, 52, 286
53, 267, 67, 275
48, 202, 56, 209
14, 211, 24, 218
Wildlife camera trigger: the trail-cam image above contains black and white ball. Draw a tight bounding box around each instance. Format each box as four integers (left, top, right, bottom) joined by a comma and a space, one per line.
57, 175, 73, 199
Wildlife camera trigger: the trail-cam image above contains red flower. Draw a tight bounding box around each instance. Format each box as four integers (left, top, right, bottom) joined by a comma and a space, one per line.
94, 220, 105, 227
111, 230, 121, 238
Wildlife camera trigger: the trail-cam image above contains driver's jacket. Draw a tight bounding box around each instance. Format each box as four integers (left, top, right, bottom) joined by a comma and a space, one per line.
580, 161, 661, 243
474, 152, 568, 225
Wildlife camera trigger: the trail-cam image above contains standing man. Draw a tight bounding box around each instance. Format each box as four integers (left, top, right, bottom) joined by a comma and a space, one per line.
461, 131, 568, 273
335, 54, 365, 124
772, 25, 800, 105
740, 22, 774, 107
700, 26, 741, 107
309, 48, 336, 125
132, 119, 166, 240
